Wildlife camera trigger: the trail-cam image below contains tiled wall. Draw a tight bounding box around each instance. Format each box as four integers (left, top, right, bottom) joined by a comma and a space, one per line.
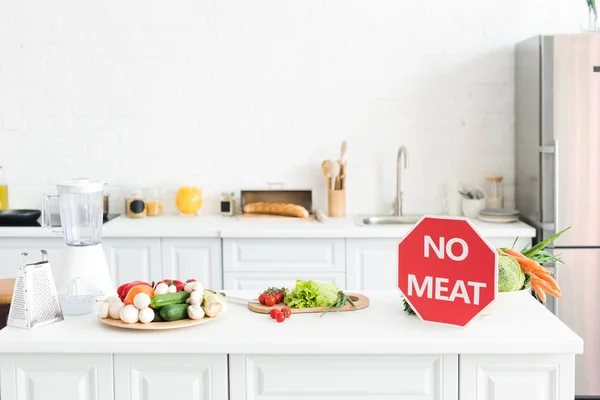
0, 1, 584, 215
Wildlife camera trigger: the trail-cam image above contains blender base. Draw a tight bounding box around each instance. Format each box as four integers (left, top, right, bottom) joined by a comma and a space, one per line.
55, 244, 116, 298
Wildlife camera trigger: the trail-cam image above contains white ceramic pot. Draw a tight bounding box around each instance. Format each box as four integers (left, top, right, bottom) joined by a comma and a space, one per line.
462, 198, 486, 219
480, 288, 532, 317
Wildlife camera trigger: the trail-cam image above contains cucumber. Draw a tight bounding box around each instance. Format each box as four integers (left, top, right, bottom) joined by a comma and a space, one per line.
152, 311, 164, 322
159, 303, 189, 322
151, 292, 190, 309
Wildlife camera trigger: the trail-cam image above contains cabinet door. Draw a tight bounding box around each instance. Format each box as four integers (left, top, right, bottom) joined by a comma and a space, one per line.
0, 353, 113, 400
223, 239, 345, 272
0, 238, 64, 279
224, 272, 346, 290
346, 239, 398, 290
161, 238, 222, 289
114, 354, 227, 400
230, 354, 458, 400
102, 239, 162, 286
459, 354, 574, 400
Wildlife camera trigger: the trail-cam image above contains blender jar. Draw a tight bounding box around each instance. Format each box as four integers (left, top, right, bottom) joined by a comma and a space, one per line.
43, 178, 105, 246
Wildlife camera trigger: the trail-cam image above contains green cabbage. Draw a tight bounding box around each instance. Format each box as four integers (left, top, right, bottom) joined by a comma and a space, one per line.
284, 280, 340, 308
498, 254, 525, 292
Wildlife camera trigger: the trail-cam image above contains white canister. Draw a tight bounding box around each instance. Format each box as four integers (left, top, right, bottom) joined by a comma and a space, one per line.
462, 198, 486, 219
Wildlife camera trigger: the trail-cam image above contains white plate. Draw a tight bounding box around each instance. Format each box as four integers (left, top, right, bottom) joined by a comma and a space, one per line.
480, 208, 519, 216
478, 214, 519, 223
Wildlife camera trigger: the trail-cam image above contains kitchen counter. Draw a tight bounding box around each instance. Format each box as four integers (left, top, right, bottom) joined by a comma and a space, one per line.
0, 291, 580, 355
0, 291, 582, 400
0, 214, 537, 239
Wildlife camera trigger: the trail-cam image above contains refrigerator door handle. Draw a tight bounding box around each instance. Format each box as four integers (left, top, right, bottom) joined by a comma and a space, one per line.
554, 138, 559, 232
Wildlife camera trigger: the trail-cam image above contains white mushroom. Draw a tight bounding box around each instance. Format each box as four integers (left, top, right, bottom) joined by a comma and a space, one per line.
167, 284, 177, 293
138, 308, 155, 324
105, 296, 122, 304
187, 305, 205, 320
189, 290, 203, 306
109, 301, 124, 319
98, 302, 110, 319
133, 293, 151, 310
154, 282, 169, 295
119, 305, 139, 324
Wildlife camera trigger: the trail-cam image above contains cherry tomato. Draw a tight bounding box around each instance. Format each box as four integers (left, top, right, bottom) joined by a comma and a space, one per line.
275, 312, 285, 323
187, 278, 197, 283
269, 309, 280, 319
264, 295, 276, 307
274, 292, 284, 303
280, 307, 291, 319
176, 283, 185, 292
258, 294, 266, 305
172, 279, 184, 286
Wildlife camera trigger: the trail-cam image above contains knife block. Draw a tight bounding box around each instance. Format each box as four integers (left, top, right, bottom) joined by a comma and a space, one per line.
328, 189, 346, 218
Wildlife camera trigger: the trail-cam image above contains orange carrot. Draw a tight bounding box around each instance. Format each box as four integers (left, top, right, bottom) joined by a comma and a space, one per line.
536, 272, 561, 292
531, 280, 547, 303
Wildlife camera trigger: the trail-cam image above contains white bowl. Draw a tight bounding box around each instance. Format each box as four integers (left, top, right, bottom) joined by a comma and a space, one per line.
480, 288, 532, 317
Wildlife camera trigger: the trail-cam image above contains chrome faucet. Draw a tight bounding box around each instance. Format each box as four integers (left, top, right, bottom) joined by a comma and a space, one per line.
394, 146, 408, 217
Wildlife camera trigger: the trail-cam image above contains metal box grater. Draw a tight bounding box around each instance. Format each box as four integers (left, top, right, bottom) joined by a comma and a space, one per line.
7, 250, 64, 330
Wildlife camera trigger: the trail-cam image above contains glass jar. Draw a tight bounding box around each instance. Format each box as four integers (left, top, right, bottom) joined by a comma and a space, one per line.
145, 188, 163, 217
220, 192, 236, 216
0, 166, 8, 210
485, 175, 504, 209
126, 188, 146, 218
175, 186, 203, 216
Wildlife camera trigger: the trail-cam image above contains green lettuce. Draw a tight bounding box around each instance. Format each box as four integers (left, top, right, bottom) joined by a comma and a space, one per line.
284, 280, 340, 308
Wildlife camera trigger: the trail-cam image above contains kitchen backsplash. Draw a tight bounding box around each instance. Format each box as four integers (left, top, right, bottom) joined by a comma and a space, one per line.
0, 1, 583, 215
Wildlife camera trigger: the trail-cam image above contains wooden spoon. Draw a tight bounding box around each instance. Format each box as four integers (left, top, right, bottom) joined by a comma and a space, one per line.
321, 160, 331, 188
327, 160, 340, 191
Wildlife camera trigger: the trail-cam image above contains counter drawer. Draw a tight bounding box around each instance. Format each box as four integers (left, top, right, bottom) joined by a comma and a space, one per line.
224, 272, 346, 290
229, 354, 458, 400
223, 238, 345, 272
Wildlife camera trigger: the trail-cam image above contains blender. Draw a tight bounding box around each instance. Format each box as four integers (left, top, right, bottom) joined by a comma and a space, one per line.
42, 178, 115, 299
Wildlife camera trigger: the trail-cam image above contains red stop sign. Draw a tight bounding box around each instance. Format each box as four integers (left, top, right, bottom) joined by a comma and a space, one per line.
398, 216, 497, 327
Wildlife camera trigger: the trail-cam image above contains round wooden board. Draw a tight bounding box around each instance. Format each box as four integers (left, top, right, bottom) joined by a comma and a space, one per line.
247, 293, 369, 314
99, 316, 215, 330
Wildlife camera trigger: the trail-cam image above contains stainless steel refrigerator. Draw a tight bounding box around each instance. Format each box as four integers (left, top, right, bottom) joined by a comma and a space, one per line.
516, 34, 600, 398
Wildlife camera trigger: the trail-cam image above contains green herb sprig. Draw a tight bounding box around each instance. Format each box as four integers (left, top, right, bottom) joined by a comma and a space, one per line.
320, 291, 357, 317
402, 298, 416, 316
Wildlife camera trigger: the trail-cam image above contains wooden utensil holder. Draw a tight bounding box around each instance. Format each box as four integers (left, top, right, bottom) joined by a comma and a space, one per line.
328, 189, 346, 217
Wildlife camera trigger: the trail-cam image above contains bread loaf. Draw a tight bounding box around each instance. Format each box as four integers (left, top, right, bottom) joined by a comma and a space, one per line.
243, 202, 310, 218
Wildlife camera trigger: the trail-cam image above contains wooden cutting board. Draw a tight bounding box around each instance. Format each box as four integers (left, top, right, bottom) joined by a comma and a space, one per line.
238, 213, 315, 221
0, 279, 15, 305
247, 293, 369, 314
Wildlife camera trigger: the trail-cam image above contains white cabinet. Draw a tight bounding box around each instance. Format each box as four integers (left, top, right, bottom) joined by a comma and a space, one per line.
223, 238, 345, 272
114, 354, 228, 400
229, 354, 458, 400
346, 239, 398, 290
486, 237, 531, 251
161, 238, 222, 289
223, 238, 346, 290
459, 354, 574, 400
0, 238, 64, 279
346, 237, 533, 290
102, 239, 162, 286
0, 353, 113, 400
224, 272, 346, 290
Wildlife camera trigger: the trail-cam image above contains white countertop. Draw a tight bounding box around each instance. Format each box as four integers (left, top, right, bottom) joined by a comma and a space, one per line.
0, 215, 536, 239
0, 291, 581, 355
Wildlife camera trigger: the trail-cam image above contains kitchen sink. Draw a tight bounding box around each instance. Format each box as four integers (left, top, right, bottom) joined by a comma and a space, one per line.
356, 215, 422, 226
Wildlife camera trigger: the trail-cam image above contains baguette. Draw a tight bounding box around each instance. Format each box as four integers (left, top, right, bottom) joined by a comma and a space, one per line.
243, 202, 310, 218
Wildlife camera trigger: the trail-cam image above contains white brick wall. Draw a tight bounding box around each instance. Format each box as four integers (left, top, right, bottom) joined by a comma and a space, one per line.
0, 1, 585, 215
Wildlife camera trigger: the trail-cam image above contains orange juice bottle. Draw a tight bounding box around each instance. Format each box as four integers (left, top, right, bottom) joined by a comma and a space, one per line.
175, 186, 203, 215
0, 167, 8, 210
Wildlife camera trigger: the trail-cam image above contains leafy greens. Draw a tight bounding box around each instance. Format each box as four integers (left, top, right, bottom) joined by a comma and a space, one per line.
284, 280, 340, 308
